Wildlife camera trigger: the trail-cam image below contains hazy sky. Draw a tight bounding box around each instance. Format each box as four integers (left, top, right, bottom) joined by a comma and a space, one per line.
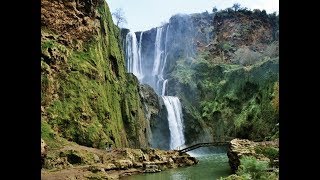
107, 0, 279, 32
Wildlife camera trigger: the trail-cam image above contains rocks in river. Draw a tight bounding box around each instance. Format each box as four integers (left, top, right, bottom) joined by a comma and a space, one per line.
227, 138, 279, 173
42, 145, 198, 179
144, 164, 161, 173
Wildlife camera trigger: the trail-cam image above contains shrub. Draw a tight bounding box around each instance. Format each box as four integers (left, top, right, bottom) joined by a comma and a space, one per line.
263, 42, 279, 58
172, 59, 196, 86
231, 47, 262, 66
218, 42, 234, 52
237, 156, 268, 179
263, 147, 279, 160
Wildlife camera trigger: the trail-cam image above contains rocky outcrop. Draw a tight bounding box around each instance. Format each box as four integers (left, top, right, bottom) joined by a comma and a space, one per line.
227, 138, 279, 173
139, 84, 162, 146
41, 0, 102, 43
42, 143, 198, 179
139, 84, 160, 125
150, 98, 171, 149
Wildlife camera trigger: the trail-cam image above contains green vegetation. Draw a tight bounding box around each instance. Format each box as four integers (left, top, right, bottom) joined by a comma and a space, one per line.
41, 120, 69, 149
221, 156, 278, 180
237, 156, 268, 179
171, 53, 279, 143
169, 5, 279, 143
255, 146, 279, 167
172, 59, 196, 87
41, 1, 147, 149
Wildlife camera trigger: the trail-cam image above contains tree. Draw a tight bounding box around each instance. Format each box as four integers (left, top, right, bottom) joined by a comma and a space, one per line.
232, 3, 241, 11
212, 6, 218, 13
231, 47, 262, 66
112, 8, 127, 27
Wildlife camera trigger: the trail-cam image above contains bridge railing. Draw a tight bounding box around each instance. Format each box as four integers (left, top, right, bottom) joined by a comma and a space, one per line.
178, 141, 231, 153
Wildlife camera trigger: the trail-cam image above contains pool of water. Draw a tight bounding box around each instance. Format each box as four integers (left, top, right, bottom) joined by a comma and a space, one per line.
121, 148, 232, 180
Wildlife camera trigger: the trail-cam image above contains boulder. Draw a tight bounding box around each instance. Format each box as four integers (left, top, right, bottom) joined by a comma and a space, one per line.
227, 138, 278, 173
93, 154, 100, 163
133, 162, 143, 168
88, 165, 105, 173
144, 164, 161, 173
105, 163, 117, 170
41, 139, 48, 168
114, 159, 133, 170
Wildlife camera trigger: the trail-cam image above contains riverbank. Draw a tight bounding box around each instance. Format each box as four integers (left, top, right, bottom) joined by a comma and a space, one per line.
41, 141, 198, 179
122, 150, 231, 180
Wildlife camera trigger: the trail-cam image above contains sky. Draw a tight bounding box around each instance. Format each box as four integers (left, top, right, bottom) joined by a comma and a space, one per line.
107, 0, 279, 32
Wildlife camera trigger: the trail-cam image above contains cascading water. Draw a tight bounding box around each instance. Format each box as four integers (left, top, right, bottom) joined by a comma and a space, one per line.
152, 27, 163, 77
125, 25, 186, 150
162, 96, 185, 150
161, 79, 168, 96
152, 26, 185, 149
126, 32, 143, 80
159, 26, 170, 93
138, 32, 143, 73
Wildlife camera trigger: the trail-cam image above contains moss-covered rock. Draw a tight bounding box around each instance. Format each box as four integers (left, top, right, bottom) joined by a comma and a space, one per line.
41, 0, 150, 149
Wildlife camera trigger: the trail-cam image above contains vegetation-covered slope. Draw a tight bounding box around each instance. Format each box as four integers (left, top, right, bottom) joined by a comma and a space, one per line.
41, 0, 149, 149
167, 9, 279, 144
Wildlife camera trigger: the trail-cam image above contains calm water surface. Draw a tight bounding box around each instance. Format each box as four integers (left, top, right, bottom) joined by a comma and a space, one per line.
122, 148, 231, 180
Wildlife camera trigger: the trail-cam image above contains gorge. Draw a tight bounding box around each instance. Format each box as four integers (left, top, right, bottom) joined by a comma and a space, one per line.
41, 0, 279, 179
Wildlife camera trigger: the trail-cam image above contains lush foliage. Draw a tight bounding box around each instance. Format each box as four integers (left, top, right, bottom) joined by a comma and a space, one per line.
237, 156, 268, 179
171, 52, 279, 143
221, 156, 278, 180
169, 5, 279, 143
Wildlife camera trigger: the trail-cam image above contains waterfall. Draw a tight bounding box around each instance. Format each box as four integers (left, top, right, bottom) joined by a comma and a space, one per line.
154, 25, 171, 94
162, 96, 185, 150
152, 27, 163, 77
138, 32, 143, 74
161, 79, 168, 96
126, 32, 143, 80
124, 24, 187, 150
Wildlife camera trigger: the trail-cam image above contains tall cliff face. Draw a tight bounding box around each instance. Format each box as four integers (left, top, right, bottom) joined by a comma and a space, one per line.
41, 0, 149, 149
129, 9, 279, 145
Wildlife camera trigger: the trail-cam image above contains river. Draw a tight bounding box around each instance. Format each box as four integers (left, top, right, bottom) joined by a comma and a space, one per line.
121, 147, 232, 180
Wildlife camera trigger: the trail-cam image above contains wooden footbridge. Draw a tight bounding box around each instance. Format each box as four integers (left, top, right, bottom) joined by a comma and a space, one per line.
177, 141, 231, 153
